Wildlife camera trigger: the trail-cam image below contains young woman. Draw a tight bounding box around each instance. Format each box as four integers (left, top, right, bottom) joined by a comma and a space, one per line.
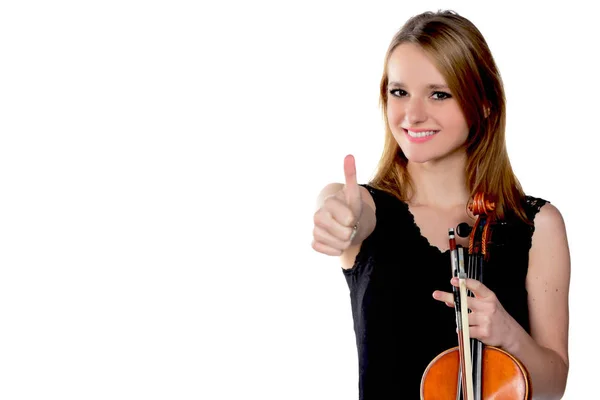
311, 10, 570, 400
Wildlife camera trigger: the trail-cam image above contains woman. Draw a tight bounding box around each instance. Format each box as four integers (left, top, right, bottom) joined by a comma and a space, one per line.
311, 10, 570, 400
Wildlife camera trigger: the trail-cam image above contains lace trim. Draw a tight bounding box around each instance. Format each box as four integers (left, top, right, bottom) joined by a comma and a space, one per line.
362, 184, 448, 255
523, 195, 549, 224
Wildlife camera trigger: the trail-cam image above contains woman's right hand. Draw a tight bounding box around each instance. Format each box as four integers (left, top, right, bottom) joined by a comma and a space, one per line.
312, 155, 364, 256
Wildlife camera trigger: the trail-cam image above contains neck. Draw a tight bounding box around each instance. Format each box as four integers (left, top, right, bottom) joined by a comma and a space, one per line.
406, 150, 469, 209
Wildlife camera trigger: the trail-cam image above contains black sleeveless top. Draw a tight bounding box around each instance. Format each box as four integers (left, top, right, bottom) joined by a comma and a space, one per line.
342, 184, 548, 399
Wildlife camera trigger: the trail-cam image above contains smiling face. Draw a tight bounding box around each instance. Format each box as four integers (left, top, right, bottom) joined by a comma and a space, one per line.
386, 43, 470, 164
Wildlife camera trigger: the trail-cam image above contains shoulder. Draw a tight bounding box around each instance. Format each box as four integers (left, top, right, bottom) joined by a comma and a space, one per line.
526, 198, 567, 240
359, 183, 404, 213
533, 202, 566, 232
528, 200, 570, 275
358, 184, 377, 212
515, 195, 565, 234
521, 195, 550, 222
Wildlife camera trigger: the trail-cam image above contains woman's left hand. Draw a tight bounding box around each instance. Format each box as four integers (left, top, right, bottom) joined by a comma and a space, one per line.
432, 277, 518, 349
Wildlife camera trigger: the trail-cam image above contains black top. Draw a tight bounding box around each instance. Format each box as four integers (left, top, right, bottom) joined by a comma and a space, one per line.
342, 184, 548, 399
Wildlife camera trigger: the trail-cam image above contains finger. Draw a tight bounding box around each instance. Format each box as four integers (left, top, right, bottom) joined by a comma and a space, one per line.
450, 277, 494, 300
432, 290, 454, 306
465, 278, 494, 298
315, 198, 356, 234
462, 293, 487, 312
442, 283, 489, 314
313, 225, 351, 249
467, 325, 493, 344
466, 312, 489, 329
436, 288, 487, 314
343, 154, 361, 209
311, 239, 343, 256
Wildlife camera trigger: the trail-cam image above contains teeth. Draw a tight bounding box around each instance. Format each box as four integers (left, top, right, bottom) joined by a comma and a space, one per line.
407, 130, 438, 138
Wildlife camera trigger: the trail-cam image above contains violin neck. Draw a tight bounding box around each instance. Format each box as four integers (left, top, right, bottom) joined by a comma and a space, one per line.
455, 246, 486, 400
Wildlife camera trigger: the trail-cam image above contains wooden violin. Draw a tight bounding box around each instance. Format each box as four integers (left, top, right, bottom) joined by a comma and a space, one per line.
420, 193, 532, 400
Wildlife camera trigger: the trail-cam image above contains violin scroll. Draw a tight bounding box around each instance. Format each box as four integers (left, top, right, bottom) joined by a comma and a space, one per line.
468, 193, 496, 260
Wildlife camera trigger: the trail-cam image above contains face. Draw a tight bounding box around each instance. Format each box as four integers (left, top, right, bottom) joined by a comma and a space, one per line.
386, 43, 469, 164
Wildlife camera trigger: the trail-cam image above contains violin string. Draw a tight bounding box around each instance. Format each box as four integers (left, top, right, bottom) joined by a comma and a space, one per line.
471, 215, 488, 400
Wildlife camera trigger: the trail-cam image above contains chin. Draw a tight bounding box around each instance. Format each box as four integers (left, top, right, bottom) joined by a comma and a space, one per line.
399, 148, 435, 164
405, 149, 465, 165
399, 140, 467, 165
405, 155, 436, 164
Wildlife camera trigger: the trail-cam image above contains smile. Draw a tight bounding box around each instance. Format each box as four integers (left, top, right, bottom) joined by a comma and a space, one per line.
403, 128, 439, 143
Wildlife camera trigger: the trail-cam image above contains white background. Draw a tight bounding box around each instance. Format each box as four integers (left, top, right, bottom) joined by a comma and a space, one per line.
1, 1, 598, 399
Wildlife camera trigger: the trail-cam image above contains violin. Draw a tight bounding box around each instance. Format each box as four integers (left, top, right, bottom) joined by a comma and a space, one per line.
420, 193, 532, 400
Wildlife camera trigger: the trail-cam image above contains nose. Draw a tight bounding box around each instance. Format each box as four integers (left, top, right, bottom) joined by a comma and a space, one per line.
405, 97, 427, 125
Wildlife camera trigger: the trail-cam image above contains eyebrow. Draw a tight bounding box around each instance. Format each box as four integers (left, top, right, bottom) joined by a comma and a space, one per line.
388, 81, 449, 90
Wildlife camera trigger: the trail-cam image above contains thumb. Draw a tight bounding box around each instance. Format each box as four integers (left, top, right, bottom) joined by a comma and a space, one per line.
343, 154, 362, 217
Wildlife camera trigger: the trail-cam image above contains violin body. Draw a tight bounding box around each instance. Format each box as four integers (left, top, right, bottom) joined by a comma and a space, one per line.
420, 343, 532, 399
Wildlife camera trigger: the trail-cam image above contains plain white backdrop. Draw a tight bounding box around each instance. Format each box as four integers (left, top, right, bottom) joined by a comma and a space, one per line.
1, 1, 598, 399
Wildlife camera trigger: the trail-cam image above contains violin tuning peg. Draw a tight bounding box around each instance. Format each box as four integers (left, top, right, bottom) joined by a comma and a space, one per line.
456, 222, 472, 238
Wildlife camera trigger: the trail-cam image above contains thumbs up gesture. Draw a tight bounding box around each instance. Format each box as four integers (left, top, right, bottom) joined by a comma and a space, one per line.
312, 155, 364, 256
342, 154, 363, 222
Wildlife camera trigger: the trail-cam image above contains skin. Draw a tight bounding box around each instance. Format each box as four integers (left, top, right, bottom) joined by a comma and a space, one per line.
312, 43, 570, 399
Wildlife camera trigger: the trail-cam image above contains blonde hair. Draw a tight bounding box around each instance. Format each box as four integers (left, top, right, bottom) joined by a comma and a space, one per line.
371, 10, 527, 222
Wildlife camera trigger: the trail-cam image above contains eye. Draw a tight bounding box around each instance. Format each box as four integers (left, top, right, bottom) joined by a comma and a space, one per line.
389, 89, 408, 97
432, 91, 452, 100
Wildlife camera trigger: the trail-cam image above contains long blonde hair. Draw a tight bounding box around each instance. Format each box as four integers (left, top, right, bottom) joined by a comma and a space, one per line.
371, 10, 527, 222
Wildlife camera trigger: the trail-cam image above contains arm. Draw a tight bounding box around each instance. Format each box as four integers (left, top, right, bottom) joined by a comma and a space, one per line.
504, 203, 571, 399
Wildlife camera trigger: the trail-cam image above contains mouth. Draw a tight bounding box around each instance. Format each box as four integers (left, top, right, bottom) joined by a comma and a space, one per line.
403, 128, 440, 138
